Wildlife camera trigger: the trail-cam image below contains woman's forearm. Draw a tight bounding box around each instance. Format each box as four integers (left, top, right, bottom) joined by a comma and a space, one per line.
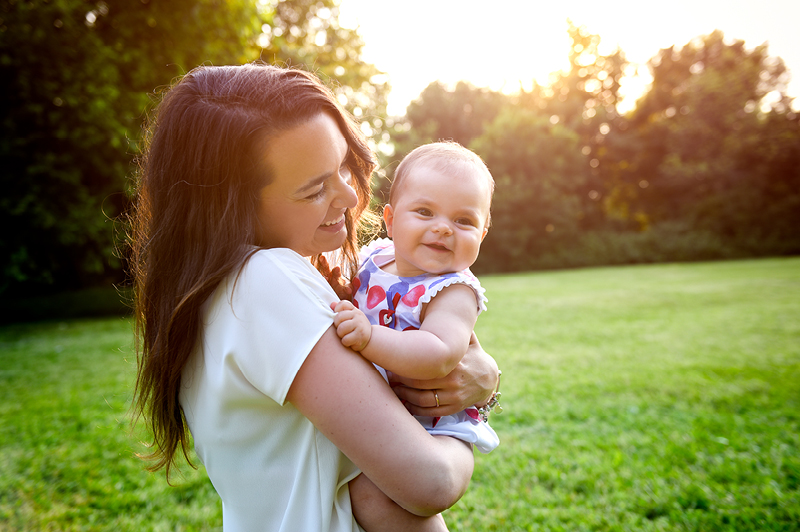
288, 328, 473, 515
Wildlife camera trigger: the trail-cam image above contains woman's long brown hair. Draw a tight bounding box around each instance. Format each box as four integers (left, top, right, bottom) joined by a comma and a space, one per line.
130, 64, 378, 480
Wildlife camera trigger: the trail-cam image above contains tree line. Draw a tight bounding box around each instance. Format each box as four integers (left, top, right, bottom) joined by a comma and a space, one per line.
388, 24, 800, 274
2, 0, 798, 299
1, 0, 388, 297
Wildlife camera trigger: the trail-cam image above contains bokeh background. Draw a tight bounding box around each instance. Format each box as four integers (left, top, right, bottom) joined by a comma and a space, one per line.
1, 3, 798, 530
1, 0, 798, 318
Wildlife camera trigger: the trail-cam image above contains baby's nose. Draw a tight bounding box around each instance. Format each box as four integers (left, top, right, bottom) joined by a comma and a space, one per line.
432, 220, 453, 235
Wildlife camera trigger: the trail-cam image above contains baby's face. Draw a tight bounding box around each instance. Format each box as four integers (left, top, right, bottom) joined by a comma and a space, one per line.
384, 162, 492, 277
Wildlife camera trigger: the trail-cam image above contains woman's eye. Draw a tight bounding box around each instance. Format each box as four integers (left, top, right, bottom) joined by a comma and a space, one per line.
306, 183, 327, 200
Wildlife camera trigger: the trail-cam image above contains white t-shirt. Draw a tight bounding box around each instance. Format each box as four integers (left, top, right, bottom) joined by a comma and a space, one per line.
179, 248, 363, 532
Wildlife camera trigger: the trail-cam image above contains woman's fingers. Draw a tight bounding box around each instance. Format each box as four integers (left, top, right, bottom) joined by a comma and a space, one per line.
390, 383, 463, 417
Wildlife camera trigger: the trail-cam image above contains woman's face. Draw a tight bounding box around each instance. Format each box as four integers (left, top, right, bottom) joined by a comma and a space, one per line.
256, 112, 358, 257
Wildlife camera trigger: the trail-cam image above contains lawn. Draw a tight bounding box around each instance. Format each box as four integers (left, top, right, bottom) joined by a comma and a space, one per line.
1, 257, 798, 531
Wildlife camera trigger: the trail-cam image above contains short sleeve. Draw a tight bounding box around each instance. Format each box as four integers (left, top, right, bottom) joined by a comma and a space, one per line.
208, 248, 339, 405
357, 237, 393, 268
419, 269, 488, 314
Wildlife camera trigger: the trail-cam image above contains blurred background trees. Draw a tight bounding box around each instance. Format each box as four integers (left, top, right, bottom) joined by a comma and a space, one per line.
383, 22, 799, 274
0, 0, 387, 299
2, 2, 798, 312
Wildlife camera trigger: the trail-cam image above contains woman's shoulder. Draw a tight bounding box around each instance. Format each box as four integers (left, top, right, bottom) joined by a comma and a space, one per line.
245, 247, 320, 277
236, 247, 337, 303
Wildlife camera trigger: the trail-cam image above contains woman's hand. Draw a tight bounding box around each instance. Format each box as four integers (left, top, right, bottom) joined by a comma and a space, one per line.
387, 332, 499, 417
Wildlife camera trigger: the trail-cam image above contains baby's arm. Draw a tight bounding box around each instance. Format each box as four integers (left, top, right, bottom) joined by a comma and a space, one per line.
332, 284, 478, 380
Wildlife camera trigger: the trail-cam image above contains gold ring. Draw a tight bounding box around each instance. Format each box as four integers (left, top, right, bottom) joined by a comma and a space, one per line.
433, 390, 440, 408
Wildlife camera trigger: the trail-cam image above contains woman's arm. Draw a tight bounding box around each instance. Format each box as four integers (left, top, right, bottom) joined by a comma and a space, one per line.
333, 284, 479, 379
287, 327, 474, 516
389, 332, 500, 417
348, 473, 449, 531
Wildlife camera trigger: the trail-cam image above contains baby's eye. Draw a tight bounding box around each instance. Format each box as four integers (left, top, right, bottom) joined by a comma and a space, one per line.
415, 208, 432, 216
456, 217, 477, 227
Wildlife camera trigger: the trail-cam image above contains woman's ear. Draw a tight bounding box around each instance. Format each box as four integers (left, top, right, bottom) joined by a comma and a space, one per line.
383, 204, 395, 238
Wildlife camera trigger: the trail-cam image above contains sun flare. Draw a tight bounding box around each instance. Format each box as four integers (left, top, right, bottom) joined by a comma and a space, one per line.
339, 0, 799, 115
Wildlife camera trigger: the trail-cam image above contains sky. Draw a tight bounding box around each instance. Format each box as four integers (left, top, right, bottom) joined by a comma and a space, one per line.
337, 0, 800, 116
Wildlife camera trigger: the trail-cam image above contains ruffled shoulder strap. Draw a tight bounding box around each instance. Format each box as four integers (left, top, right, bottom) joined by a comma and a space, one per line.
418, 269, 488, 314
357, 237, 394, 268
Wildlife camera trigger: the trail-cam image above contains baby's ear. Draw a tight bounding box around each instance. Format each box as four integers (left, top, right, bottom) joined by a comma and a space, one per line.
481, 227, 489, 242
383, 204, 395, 238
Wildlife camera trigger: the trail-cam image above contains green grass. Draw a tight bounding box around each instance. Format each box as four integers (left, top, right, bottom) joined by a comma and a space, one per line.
1, 257, 799, 531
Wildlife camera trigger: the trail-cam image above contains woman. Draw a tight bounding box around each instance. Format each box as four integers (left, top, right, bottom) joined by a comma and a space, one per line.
131, 63, 500, 531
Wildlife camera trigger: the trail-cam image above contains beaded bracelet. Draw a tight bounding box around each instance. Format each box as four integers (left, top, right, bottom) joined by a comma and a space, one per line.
477, 370, 502, 422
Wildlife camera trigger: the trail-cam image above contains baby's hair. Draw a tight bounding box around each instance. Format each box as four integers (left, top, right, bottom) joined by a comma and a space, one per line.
389, 141, 495, 226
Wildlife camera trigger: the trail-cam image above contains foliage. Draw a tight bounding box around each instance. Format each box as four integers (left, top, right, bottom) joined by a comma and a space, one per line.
0, 0, 262, 294
387, 24, 800, 272
0, 0, 389, 295
489, 21, 629, 234
377, 81, 511, 202
619, 31, 791, 224
2, 257, 799, 530
600, 30, 800, 257
471, 108, 586, 273
401, 80, 510, 148
519, 21, 628, 142
257, 0, 390, 146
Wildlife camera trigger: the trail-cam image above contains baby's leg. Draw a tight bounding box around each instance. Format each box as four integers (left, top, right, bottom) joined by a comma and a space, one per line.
349, 473, 449, 531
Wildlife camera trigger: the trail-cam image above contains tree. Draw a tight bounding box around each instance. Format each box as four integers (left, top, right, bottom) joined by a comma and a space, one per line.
471, 108, 587, 272
0, 0, 388, 295
258, 0, 390, 145
517, 21, 628, 231
615, 30, 798, 253
379, 81, 510, 202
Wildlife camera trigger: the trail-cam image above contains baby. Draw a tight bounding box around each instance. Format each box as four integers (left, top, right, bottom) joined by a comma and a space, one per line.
332, 141, 500, 454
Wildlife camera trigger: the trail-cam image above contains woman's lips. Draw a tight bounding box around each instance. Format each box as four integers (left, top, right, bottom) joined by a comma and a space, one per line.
319, 215, 345, 231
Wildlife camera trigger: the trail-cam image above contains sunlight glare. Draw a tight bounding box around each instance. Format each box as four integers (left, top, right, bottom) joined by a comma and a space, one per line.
338, 0, 799, 115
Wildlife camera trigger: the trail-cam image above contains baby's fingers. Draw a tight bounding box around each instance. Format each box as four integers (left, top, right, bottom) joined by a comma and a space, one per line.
340, 328, 369, 352
331, 300, 356, 313
334, 314, 354, 335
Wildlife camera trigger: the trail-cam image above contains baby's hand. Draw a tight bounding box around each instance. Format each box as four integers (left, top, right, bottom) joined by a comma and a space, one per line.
331, 300, 372, 352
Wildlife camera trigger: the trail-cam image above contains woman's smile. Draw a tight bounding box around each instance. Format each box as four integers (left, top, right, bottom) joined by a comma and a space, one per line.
320, 214, 346, 231
256, 112, 357, 257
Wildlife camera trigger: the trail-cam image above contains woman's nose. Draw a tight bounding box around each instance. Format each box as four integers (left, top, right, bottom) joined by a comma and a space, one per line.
332, 171, 358, 209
